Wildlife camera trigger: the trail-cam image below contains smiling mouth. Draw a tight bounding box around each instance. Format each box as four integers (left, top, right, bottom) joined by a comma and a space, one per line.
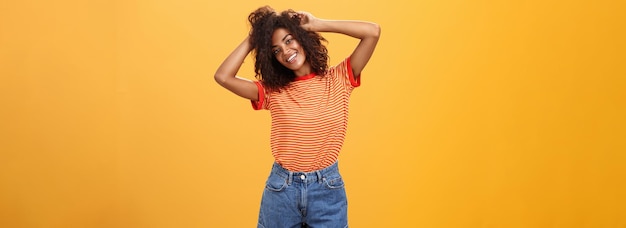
287, 53, 297, 63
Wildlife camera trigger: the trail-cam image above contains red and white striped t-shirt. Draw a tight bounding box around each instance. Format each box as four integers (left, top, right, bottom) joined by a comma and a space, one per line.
252, 58, 361, 172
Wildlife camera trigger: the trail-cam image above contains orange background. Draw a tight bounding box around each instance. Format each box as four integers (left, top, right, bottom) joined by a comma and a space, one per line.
1, 0, 625, 227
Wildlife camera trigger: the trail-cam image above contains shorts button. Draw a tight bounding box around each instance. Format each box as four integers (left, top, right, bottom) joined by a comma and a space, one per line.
300, 175, 305, 180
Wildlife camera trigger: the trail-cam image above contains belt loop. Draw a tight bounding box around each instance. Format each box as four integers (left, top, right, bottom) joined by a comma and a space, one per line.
316, 170, 322, 184
287, 171, 293, 185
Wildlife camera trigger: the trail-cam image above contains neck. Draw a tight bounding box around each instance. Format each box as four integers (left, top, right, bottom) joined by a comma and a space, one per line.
294, 62, 312, 77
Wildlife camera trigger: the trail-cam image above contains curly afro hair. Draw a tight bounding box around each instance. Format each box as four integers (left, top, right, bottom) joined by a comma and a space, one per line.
248, 6, 329, 92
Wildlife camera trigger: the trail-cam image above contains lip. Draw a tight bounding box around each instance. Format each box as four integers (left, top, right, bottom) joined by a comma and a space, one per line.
286, 53, 297, 63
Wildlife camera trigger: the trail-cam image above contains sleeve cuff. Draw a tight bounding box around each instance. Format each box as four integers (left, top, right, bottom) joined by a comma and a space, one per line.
251, 81, 265, 110
346, 57, 361, 87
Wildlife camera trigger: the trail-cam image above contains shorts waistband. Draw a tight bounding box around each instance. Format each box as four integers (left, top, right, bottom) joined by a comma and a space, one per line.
271, 162, 340, 184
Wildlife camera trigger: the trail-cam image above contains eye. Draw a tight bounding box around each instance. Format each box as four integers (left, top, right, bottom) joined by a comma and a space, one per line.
272, 48, 280, 55
285, 38, 292, 44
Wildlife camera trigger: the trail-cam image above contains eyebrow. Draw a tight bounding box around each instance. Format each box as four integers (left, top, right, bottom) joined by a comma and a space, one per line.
272, 34, 292, 48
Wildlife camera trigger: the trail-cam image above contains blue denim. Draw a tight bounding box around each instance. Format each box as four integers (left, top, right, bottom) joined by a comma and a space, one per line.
258, 162, 348, 228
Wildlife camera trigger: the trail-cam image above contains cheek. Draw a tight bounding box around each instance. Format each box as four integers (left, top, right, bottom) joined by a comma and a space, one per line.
274, 55, 284, 63
290, 40, 302, 50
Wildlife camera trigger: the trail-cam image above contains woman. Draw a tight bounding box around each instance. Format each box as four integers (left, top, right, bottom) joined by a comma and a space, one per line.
214, 5, 380, 228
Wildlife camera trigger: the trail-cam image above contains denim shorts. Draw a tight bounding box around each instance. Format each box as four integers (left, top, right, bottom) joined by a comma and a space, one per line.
258, 162, 348, 228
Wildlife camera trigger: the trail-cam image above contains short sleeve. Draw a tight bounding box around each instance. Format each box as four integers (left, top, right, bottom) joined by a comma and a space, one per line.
251, 81, 269, 110
332, 57, 361, 88
346, 57, 361, 87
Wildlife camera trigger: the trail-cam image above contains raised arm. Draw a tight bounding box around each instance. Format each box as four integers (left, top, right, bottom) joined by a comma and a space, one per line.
214, 36, 259, 101
296, 12, 381, 77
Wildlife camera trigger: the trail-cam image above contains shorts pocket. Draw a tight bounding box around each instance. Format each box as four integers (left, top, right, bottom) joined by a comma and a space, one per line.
323, 175, 345, 189
265, 173, 287, 192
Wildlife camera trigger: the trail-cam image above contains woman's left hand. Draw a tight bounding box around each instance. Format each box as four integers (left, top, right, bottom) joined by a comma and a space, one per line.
293, 11, 319, 32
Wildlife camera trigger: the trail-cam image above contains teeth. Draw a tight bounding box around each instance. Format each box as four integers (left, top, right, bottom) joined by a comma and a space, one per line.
287, 53, 296, 63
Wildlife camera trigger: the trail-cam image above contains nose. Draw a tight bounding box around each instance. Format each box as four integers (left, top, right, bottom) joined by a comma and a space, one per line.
282, 50, 294, 59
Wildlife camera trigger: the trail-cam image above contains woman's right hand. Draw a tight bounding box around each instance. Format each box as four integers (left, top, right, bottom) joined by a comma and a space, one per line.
214, 36, 259, 101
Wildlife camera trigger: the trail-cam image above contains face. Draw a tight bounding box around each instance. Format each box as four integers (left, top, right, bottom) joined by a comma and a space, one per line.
271, 28, 311, 76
